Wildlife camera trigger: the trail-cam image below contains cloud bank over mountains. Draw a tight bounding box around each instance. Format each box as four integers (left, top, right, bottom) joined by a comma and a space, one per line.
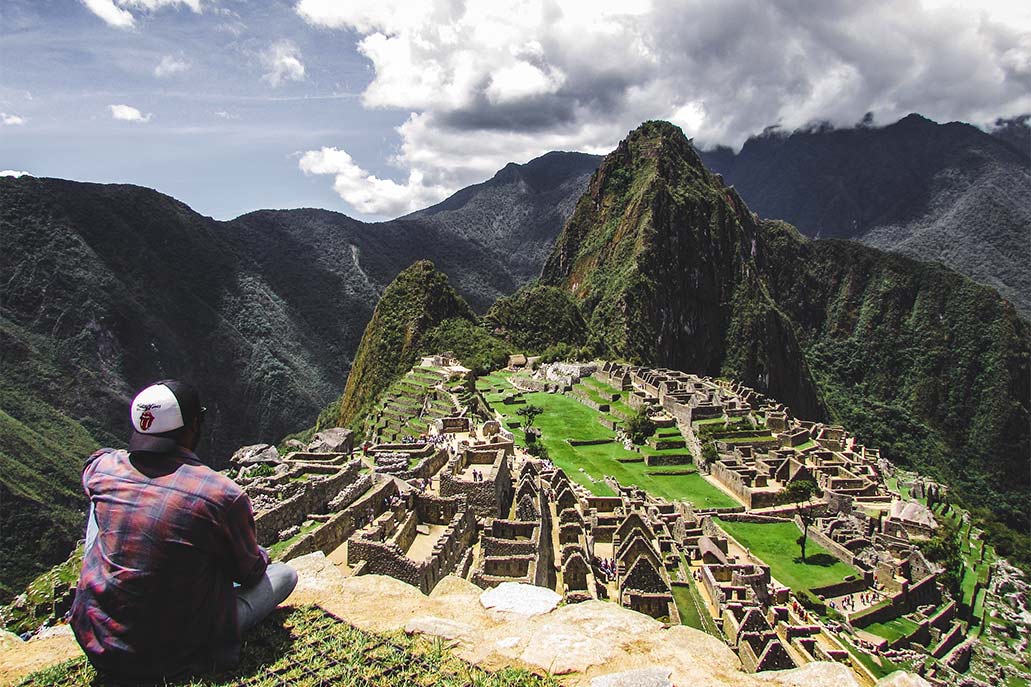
293, 0, 1031, 216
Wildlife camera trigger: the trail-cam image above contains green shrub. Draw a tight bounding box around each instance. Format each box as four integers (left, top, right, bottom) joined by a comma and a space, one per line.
624, 407, 655, 445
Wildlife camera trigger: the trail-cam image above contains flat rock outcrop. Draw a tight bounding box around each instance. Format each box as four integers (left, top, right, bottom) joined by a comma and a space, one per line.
286, 552, 923, 686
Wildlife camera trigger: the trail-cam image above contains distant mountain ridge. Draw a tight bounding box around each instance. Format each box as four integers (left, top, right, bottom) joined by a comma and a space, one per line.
699, 113, 1031, 317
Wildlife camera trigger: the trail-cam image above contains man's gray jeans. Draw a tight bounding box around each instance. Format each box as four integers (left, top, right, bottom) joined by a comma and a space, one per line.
235, 563, 298, 633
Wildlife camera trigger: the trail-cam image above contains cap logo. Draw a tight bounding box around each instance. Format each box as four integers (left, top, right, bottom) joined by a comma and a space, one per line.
136, 402, 162, 431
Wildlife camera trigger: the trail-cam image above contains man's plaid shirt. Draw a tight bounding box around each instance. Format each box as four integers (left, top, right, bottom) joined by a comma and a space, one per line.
70, 447, 269, 680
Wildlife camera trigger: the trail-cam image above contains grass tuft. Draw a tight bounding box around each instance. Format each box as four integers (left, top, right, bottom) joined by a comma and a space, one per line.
17, 605, 561, 687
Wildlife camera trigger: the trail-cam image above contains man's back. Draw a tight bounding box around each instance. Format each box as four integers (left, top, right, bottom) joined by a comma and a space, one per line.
71, 447, 268, 679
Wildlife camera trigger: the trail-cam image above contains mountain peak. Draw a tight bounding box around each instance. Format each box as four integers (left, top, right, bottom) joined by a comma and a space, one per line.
541, 118, 743, 301
335, 261, 475, 426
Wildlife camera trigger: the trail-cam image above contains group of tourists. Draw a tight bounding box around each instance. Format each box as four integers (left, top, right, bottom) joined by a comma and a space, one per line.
470, 468, 487, 482
595, 556, 618, 582
835, 591, 877, 612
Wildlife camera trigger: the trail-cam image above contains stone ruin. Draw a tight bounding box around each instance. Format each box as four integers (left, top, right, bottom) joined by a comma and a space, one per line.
347, 491, 477, 594
215, 358, 991, 681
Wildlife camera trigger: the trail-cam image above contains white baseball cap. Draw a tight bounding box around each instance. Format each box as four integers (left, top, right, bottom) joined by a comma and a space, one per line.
128, 379, 205, 453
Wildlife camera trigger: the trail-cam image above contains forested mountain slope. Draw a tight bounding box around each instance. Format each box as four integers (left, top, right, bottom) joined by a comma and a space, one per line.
700, 114, 1031, 317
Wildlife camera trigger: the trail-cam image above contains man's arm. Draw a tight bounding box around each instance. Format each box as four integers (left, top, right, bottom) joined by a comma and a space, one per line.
223, 491, 270, 587
81, 448, 114, 552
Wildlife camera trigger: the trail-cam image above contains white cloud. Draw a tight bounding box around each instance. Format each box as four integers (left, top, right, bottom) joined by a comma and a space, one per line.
1, 113, 26, 126
109, 104, 153, 122
213, 110, 238, 119
296, 0, 1031, 218
80, 0, 203, 29
261, 40, 306, 87
81, 0, 135, 27
154, 55, 190, 77
299, 146, 449, 217
1, 170, 32, 178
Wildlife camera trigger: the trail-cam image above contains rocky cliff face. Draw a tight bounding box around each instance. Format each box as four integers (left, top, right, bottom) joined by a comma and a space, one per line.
542, 121, 1030, 531
0, 555, 933, 687
700, 114, 1031, 317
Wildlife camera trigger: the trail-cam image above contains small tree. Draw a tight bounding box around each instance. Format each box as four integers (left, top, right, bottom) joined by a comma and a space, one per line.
526, 442, 549, 460
624, 407, 655, 445
783, 479, 818, 504
796, 500, 818, 563
517, 404, 543, 429
701, 442, 718, 467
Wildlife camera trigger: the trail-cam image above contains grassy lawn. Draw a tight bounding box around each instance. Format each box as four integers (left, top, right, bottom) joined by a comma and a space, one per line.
672, 583, 705, 631
18, 606, 557, 687
487, 388, 737, 508
960, 565, 981, 608
693, 417, 731, 427
863, 616, 921, 643
838, 635, 909, 679
576, 378, 634, 417
714, 518, 859, 592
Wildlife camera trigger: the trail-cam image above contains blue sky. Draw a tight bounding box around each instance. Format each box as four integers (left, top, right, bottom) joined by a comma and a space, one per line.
1, 0, 1029, 221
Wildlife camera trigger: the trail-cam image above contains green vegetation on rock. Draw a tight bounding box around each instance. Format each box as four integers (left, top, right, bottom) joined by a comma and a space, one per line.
485, 283, 586, 352
335, 261, 478, 428
0, 321, 102, 601
419, 318, 510, 375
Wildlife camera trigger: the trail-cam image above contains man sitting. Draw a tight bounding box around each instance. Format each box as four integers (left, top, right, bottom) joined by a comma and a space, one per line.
71, 380, 297, 681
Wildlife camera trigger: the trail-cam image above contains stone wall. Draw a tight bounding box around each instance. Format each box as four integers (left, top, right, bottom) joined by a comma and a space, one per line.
801, 519, 859, 568
708, 463, 779, 509
347, 493, 477, 594
643, 453, 692, 466
850, 575, 940, 629
930, 620, 965, 658
570, 388, 610, 413
280, 476, 396, 561
808, 574, 871, 599
328, 473, 373, 511
254, 459, 362, 546
439, 449, 513, 519
718, 513, 790, 525
436, 417, 471, 434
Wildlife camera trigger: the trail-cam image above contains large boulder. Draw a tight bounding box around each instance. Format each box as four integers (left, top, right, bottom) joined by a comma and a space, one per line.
0, 630, 23, 651
281, 559, 933, 687
875, 672, 932, 687
480, 582, 561, 616
306, 428, 355, 454
229, 443, 281, 466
